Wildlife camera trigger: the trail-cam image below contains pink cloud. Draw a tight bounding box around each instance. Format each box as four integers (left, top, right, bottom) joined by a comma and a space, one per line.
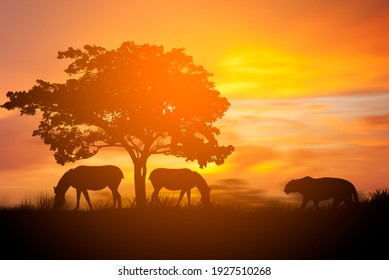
362, 114, 389, 126
0, 114, 54, 170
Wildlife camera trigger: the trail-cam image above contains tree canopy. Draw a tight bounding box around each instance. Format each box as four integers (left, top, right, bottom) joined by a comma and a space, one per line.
2, 41, 235, 207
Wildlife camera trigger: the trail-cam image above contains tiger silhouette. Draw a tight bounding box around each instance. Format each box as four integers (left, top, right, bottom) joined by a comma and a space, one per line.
284, 176, 359, 209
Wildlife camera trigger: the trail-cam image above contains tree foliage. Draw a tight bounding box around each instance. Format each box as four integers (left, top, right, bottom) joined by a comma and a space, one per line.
2, 41, 235, 207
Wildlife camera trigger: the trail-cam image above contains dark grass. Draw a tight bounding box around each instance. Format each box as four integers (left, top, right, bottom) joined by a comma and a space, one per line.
1, 192, 389, 260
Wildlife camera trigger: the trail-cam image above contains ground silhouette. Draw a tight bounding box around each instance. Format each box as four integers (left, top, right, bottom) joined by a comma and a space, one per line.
1, 201, 388, 260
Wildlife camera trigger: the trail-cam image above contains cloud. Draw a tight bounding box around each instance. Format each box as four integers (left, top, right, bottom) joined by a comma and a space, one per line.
210, 177, 268, 207
361, 114, 389, 126
209, 176, 299, 208
232, 145, 280, 169
0, 114, 54, 171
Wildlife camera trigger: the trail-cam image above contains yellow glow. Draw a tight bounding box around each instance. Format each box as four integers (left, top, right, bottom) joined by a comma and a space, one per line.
216, 48, 307, 98
249, 160, 285, 173
215, 46, 389, 99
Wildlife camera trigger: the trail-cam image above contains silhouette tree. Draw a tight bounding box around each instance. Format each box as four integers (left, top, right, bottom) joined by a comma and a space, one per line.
2, 41, 234, 208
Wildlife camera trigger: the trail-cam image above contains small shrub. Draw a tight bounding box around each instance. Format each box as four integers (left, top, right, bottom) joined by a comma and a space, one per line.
365, 188, 389, 209
20, 192, 54, 210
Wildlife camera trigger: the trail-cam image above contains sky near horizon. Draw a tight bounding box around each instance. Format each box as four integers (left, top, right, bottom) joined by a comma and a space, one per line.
1, 0, 389, 207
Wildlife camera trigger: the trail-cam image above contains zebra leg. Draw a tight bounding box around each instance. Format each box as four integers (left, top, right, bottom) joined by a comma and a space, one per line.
74, 189, 81, 210
82, 189, 93, 210
177, 190, 186, 206
187, 189, 191, 207
116, 190, 122, 209
151, 189, 160, 205
111, 189, 122, 209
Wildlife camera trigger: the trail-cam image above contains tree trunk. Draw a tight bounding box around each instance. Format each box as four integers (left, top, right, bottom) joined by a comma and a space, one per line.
133, 159, 148, 208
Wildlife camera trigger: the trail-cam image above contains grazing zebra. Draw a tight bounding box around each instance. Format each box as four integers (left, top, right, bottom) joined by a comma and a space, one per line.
149, 168, 211, 207
53, 165, 124, 210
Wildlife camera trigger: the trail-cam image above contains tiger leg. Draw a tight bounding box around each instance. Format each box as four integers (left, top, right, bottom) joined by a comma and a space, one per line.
332, 197, 341, 208
300, 197, 309, 209
313, 200, 320, 210
343, 195, 354, 208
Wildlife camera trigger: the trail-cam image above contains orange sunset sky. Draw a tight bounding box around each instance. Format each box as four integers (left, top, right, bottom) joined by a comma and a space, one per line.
1, 0, 389, 207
